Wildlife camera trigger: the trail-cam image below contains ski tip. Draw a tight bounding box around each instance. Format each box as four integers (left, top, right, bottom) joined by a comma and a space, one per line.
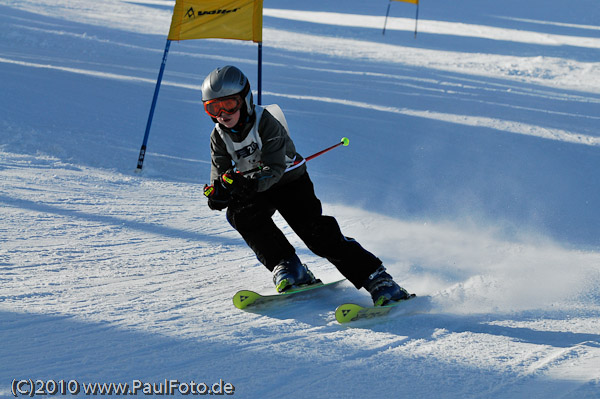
334, 303, 363, 324
232, 290, 261, 310
335, 294, 416, 323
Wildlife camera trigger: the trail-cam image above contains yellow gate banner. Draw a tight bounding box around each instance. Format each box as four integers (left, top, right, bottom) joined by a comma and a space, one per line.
167, 0, 263, 42
393, 0, 418, 4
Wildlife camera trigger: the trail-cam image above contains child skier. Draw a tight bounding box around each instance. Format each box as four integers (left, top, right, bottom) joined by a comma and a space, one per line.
202, 65, 411, 306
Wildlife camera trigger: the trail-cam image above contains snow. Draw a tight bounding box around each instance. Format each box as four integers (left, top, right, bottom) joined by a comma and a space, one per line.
1, 0, 599, 397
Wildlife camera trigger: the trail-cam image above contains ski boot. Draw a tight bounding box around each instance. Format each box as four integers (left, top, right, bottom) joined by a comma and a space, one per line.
363, 266, 410, 306
272, 254, 317, 293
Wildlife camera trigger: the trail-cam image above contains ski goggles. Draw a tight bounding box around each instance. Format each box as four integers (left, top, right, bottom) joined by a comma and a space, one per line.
203, 94, 243, 118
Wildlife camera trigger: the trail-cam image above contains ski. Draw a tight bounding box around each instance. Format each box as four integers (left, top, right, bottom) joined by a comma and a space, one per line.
335, 294, 416, 323
233, 279, 346, 310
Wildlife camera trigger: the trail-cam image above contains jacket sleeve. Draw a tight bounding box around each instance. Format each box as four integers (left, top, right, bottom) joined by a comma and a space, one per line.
209, 128, 233, 182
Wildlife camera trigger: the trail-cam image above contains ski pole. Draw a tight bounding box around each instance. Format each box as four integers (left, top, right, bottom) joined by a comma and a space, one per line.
206, 137, 350, 198
302, 136, 350, 163
241, 137, 350, 175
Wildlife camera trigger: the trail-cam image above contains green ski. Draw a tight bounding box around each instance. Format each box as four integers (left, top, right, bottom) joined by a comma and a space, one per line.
335, 294, 416, 323
233, 279, 346, 310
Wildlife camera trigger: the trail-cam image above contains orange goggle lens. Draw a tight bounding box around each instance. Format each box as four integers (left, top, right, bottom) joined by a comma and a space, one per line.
204, 95, 243, 118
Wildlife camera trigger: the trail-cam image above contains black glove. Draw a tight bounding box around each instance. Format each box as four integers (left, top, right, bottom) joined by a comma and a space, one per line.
221, 171, 258, 200
204, 179, 231, 211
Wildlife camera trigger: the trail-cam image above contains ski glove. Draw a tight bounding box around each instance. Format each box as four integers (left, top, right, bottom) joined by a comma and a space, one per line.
221, 171, 258, 200
204, 179, 230, 211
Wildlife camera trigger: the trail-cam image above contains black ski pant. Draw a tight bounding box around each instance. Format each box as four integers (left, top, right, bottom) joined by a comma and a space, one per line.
226, 172, 382, 288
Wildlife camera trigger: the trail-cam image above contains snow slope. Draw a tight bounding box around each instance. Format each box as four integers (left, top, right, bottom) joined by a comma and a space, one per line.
1, 0, 599, 397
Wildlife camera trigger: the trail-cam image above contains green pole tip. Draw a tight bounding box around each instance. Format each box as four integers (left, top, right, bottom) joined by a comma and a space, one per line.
341, 137, 350, 146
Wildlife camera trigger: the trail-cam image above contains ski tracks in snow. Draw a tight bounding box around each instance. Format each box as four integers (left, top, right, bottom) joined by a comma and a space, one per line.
1, 151, 599, 397
1, 0, 600, 396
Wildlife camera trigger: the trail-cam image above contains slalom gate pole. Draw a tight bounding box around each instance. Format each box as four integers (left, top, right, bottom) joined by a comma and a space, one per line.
382, 1, 391, 35
414, 3, 419, 38
257, 42, 262, 105
136, 39, 171, 172
242, 137, 350, 176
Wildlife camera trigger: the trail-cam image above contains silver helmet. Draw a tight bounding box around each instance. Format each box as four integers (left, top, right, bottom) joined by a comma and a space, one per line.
201, 65, 253, 115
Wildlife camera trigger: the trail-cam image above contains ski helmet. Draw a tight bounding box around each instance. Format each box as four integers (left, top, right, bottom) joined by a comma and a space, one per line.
201, 65, 253, 116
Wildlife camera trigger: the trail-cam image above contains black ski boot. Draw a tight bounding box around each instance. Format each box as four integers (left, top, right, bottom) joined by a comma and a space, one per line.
272, 254, 317, 293
363, 266, 410, 306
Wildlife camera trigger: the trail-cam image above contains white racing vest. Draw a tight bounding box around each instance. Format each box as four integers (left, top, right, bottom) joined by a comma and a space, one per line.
215, 104, 303, 175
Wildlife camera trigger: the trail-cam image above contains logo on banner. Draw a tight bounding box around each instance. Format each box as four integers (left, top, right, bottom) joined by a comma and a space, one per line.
185, 6, 241, 19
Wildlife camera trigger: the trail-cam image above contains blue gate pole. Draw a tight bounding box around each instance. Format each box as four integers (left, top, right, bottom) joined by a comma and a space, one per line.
136, 39, 172, 171
414, 3, 420, 38
382, 1, 391, 35
257, 42, 262, 105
